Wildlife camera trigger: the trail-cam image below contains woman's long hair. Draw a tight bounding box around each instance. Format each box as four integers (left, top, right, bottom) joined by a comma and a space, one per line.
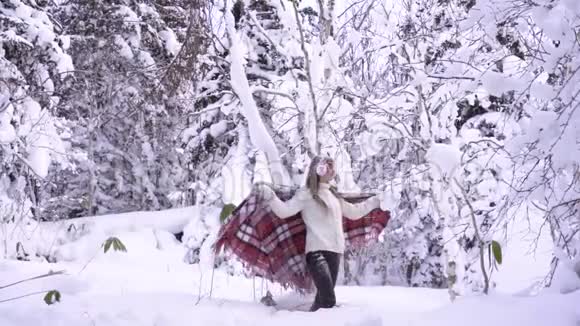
306, 156, 342, 208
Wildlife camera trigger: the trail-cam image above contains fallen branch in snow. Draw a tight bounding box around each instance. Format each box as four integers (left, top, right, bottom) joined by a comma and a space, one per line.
0, 270, 65, 290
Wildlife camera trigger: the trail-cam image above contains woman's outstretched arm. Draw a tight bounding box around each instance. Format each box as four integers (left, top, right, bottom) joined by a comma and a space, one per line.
259, 185, 308, 219
339, 195, 381, 220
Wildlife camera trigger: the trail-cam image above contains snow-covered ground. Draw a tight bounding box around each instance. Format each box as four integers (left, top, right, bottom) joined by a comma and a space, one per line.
1, 207, 579, 326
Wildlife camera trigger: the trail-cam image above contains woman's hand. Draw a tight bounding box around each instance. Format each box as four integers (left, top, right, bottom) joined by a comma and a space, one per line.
371, 195, 382, 209
252, 183, 275, 201
364, 194, 382, 210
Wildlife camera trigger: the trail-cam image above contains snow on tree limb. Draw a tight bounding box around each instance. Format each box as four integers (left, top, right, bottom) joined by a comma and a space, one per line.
224, 3, 292, 187
291, 0, 320, 157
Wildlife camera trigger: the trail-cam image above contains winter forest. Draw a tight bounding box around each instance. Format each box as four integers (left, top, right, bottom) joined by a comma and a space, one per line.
1, 0, 580, 324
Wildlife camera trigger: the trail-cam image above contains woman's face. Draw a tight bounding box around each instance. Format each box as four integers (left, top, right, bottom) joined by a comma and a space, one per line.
319, 159, 335, 183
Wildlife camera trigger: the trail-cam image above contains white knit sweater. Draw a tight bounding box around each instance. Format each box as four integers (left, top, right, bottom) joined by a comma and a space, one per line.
262, 183, 380, 254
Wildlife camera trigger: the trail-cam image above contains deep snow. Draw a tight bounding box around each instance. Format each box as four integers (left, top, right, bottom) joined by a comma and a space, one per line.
0, 207, 578, 326
1, 258, 579, 326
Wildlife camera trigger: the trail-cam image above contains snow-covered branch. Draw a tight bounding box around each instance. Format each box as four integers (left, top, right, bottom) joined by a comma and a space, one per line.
224, 1, 292, 186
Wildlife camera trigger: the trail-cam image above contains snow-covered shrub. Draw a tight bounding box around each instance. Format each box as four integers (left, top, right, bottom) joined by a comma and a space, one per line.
0, 0, 70, 257
550, 254, 580, 294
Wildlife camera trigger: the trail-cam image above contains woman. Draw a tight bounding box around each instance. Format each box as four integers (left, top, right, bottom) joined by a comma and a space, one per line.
258, 156, 381, 311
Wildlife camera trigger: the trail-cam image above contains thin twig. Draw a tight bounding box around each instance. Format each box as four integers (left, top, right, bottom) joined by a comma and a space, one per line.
453, 178, 490, 294
209, 261, 216, 299
0, 270, 65, 290
0, 290, 52, 304
427, 74, 476, 81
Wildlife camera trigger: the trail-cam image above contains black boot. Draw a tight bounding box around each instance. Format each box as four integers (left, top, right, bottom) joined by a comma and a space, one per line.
309, 301, 320, 312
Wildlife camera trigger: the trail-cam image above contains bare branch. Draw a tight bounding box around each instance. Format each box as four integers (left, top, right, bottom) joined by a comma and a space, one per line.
0, 270, 65, 290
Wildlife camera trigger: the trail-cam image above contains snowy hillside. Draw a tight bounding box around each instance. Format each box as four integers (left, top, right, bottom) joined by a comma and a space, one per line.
1, 207, 578, 326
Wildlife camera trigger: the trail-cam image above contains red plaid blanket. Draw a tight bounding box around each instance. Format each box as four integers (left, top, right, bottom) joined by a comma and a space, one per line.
213, 186, 390, 293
